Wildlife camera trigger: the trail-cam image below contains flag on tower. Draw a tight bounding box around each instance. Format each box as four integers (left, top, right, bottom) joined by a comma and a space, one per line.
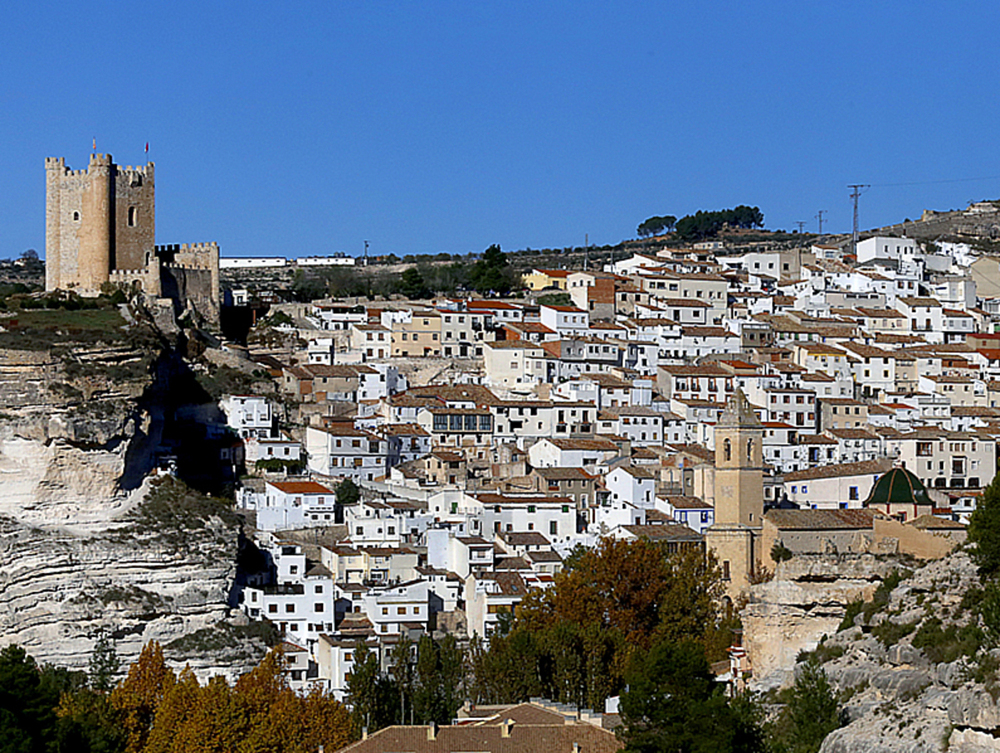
145, 142, 149, 155
92, 137, 96, 151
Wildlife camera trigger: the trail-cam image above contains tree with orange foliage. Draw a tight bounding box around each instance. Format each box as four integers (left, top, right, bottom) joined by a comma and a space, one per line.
483, 538, 727, 711
108, 642, 352, 753
110, 642, 176, 753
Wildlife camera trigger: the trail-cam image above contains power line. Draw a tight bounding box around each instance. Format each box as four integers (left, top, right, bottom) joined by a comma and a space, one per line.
871, 175, 1000, 188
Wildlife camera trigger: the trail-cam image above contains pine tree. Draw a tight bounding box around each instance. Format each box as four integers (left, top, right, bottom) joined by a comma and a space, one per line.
969, 474, 1000, 575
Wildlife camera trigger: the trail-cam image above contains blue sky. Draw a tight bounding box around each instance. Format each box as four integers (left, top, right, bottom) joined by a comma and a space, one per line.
2, 1, 1000, 259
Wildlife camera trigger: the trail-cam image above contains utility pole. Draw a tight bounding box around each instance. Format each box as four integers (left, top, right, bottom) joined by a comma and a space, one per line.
848, 185, 869, 257
363, 240, 369, 267
584, 233, 589, 271
816, 210, 827, 234
795, 221, 806, 234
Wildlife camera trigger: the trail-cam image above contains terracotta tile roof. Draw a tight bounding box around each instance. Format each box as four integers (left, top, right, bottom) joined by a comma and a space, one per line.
501, 531, 551, 546
765, 508, 876, 530
266, 480, 335, 495
783, 458, 892, 481
621, 522, 703, 542
666, 495, 711, 509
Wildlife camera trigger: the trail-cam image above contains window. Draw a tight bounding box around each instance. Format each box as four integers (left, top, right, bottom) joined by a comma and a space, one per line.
315, 603, 325, 612
285, 604, 295, 613
268, 604, 277, 614
722, 560, 731, 581
397, 607, 406, 615
128, 206, 137, 226
73, 211, 80, 221
849, 486, 859, 500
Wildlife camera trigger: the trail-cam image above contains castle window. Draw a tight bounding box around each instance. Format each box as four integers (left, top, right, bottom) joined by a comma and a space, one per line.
128, 206, 137, 226
723, 439, 731, 462
73, 211, 80, 221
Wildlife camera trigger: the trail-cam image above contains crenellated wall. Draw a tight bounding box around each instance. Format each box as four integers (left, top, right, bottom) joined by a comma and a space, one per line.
45, 154, 220, 328
45, 154, 155, 292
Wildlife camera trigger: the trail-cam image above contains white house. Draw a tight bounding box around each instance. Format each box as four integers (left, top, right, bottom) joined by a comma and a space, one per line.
255, 480, 339, 531
220, 395, 275, 439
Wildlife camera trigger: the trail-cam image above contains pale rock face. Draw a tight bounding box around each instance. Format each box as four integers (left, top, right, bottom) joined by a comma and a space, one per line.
744, 554, 897, 688
0, 510, 235, 675
0, 342, 264, 682
751, 551, 1000, 753
0, 435, 131, 524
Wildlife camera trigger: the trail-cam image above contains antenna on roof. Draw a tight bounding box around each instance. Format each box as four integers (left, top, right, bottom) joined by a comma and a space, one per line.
816, 210, 827, 234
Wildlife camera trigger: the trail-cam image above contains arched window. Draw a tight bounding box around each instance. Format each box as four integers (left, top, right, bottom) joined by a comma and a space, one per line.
72, 211, 80, 221
747, 438, 754, 461
723, 438, 731, 462
128, 206, 137, 226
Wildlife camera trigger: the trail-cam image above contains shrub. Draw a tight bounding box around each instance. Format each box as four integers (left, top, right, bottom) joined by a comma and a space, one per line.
772, 541, 794, 563
912, 618, 984, 663
838, 599, 864, 632
872, 620, 918, 647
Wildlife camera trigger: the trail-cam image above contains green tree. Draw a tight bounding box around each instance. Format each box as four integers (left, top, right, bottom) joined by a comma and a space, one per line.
0, 644, 61, 753
637, 215, 677, 238
469, 244, 520, 295
969, 474, 1000, 575
399, 268, 431, 300
390, 637, 414, 725
619, 639, 766, 753
411, 635, 464, 725
345, 643, 393, 736
89, 631, 120, 693
336, 478, 361, 507
773, 659, 841, 753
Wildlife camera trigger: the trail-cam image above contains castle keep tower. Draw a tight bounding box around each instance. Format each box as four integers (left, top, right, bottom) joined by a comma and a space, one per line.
706, 389, 765, 598
44, 153, 219, 326
45, 154, 155, 293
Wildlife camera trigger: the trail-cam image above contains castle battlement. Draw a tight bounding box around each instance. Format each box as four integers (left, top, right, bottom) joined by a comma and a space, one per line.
46, 152, 219, 325
117, 163, 153, 178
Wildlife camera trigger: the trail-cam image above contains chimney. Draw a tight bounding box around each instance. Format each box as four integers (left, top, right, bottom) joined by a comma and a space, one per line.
427, 721, 438, 741
501, 719, 514, 738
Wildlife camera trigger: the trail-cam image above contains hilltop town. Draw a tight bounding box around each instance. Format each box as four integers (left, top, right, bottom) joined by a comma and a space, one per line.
8, 155, 1000, 752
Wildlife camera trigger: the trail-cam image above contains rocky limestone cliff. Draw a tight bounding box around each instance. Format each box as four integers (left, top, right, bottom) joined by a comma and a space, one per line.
0, 319, 268, 680
745, 554, 901, 689
0, 340, 158, 526
759, 551, 1000, 752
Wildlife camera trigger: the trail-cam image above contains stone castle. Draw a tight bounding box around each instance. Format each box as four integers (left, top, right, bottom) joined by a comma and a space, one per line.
45, 153, 220, 325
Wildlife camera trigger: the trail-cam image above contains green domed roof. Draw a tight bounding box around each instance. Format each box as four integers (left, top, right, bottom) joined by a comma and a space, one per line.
864, 466, 932, 507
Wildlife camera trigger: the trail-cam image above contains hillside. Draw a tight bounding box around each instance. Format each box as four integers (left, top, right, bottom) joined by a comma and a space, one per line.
765, 551, 1000, 752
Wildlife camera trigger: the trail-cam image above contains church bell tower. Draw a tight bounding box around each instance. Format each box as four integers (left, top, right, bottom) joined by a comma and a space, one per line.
706, 389, 765, 597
